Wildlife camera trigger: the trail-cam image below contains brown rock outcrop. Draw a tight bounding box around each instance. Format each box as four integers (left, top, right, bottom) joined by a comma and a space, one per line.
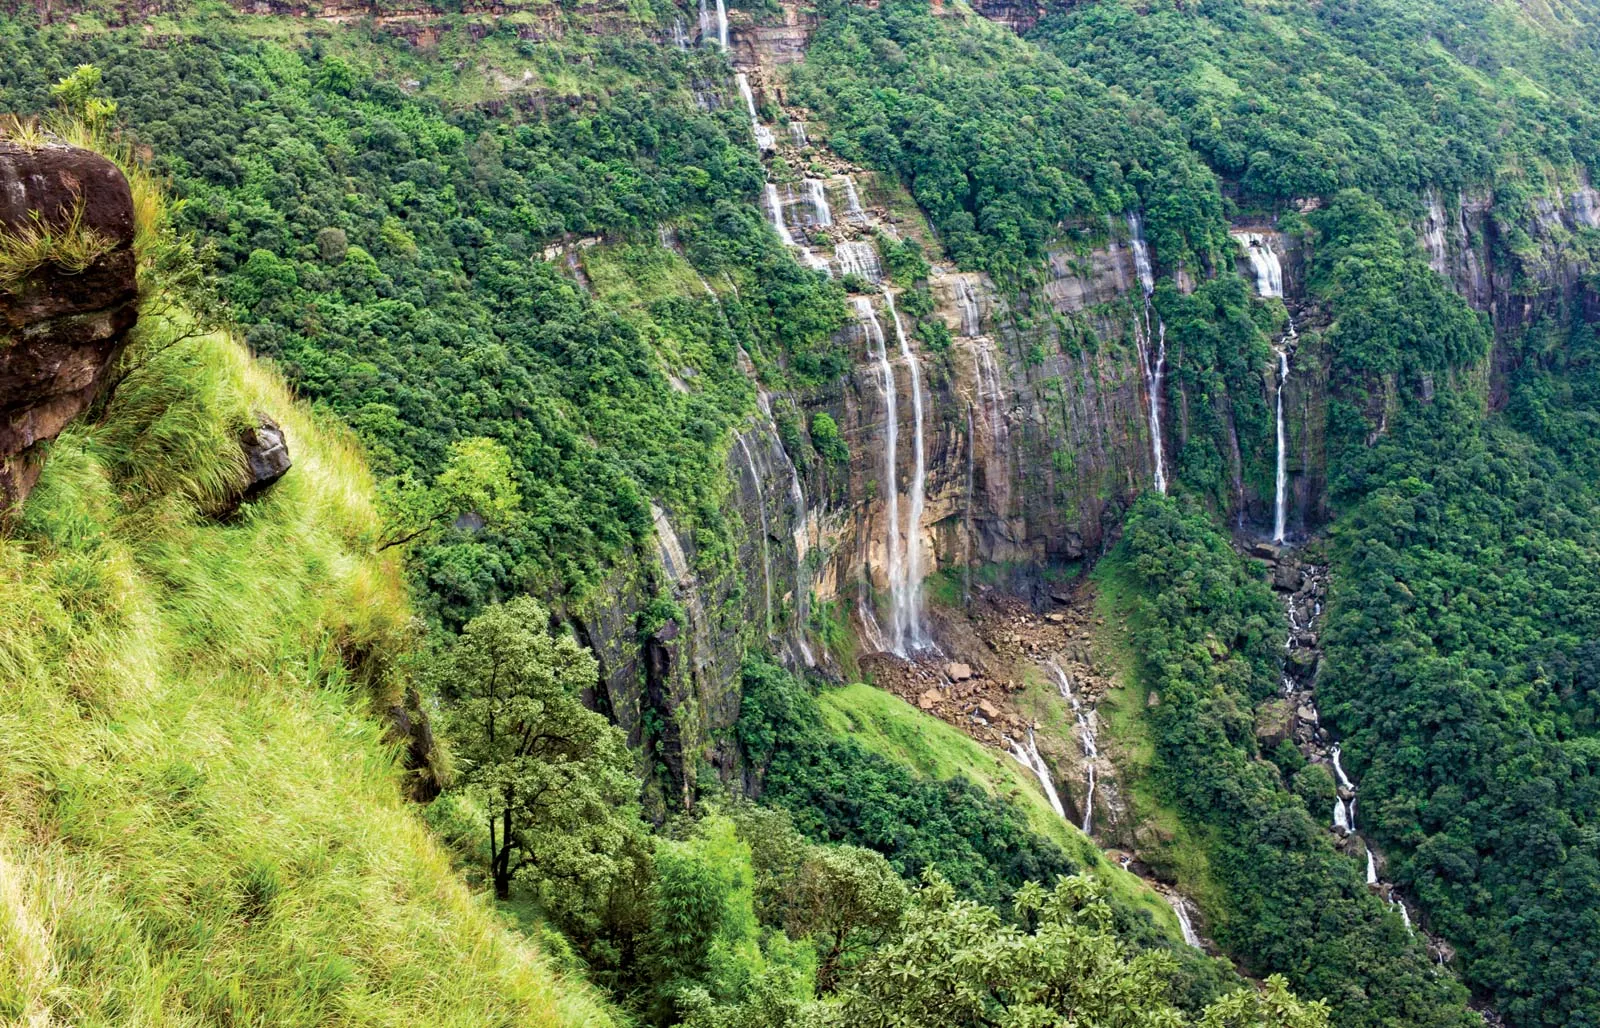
0, 141, 138, 511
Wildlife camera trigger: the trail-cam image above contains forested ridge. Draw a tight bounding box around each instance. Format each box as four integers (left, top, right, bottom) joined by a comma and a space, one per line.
2, 0, 1600, 1024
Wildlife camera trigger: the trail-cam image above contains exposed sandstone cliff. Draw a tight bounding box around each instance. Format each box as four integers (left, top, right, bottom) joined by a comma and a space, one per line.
0, 140, 138, 511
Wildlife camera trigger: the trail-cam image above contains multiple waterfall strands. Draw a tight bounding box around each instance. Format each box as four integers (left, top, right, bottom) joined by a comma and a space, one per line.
764, 183, 794, 246
1128, 213, 1168, 494
843, 174, 868, 225
1048, 661, 1099, 834
1234, 232, 1284, 298
789, 121, 808, 147
734, 434, 775, 642
955, 278, 982, 337
1007, 729, 1067, 820
807, 178, 833, 228
834, 240, 882, 282
884, 288, 932, 655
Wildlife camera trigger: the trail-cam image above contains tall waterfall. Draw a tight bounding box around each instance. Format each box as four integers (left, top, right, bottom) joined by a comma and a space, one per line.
764, 183, 794, 246
856, 297, 904, 655
1167, 894, 1202, 949
843, 175, 867, 224
806, 179, 833, 228
972, 342, 1009, 452
1128, 214, 1168, 494
737, 74, 774, 151
698, 0, 712, 45
954, 278, 982, 337
714, 0, 728, 50
1007, 729, 1066, 819
1233, 232, 1284, 298
885, 287, 930, 653
1273, 342, 1290, 543
734, 435, 774, 640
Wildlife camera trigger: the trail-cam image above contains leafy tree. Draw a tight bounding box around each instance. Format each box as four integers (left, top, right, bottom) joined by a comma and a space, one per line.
379, 436, 521, 552
431, 595, 639, 901
826, 873, 1329, 1028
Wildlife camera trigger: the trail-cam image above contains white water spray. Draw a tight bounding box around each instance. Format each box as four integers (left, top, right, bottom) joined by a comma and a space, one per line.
856, 298, 903, 655
734, 435, 774, 641
1167, 894, 1202, 948
885, 287, 930, 653
1233, 232, 1284, 298
1007, 730, 1066, 819
764, 183, 793, 246
1334, 797, 1351, 834
737, 74, 774, 151
806, 178, 833, 228
1128, 214, 1167, 494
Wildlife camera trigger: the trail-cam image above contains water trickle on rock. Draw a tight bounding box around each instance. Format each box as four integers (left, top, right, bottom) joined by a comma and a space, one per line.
1128, 213, 1168, 494
1007, 729, 1066, 820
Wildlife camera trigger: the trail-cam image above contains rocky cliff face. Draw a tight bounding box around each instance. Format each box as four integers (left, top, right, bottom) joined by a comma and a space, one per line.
0, 140, 138, 512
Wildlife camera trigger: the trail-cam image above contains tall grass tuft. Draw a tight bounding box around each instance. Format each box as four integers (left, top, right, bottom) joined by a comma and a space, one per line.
0, 328, 618, 1027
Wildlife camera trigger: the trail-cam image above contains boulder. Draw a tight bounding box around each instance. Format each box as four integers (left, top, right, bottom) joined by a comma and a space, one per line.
240, 414, 291, 498
917, 688, 940, 711
1273, 560, 1304, 592
946, 661, 974, 682
1254, 698, 1295, 749
0, 141, 139, 511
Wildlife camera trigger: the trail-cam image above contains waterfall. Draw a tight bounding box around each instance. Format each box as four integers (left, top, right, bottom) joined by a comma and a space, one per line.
1048, 660, 1099, 834
1394, 898, 1413, 932
715, 0, 728, 49
807, 178, 833, 228
1232, 232, 1284, 298
1128, 214, 1168, 494
964, 405, 975, 609
764, 183, 794, 246
671, 16, 689, 48
1167, 894, 1202, 949
1273, 342, 1290, 543
856, 297, 904, 655
697, 0, 712, 44
1366, 846, 1379, 886
789, 121, 808, 146
972, 342, 1008, 451
1334, 797, 1351, 834
734, 435, 774, 640
885, 287, 930, 653
843, 174, 868, 224
1331, 744, 1355, 791
857, 586, 889, 655
834, 240, 882, 281
737, 74, 774, 151
1007, 730, 1066, 819
954, 278, 982, 337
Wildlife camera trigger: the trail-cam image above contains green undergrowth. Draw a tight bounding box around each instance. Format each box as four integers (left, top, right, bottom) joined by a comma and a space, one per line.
1086, 554, 1225, 919
815, 681, 1186, 943
0, 329, 615, 1027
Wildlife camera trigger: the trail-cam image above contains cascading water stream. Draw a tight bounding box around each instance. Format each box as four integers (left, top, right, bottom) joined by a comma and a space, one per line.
884, 287, 930, 653
734, 435, 774, 641
1167, 895, 1202, 949
842, 175, 867, 224
856, 297, 904, 655
1366, 846, 1379, 886
1273, 341, 1290, 543
764, 183, 794, 246
955, 278, 982, 337
1331, 744, 1355, 791
737, 74, 774, 151
1233, 232, 1284, 298
1334, 797, 1351, 834
1048, 661, 1099, 834
789, 122, 808, 146
1128, 214, 1168, 494
806, 179, 832, 228
698, 0, 712, 45
714, 0, 728, 50
834, 241, 881, 281
1007, 730, 1066, 819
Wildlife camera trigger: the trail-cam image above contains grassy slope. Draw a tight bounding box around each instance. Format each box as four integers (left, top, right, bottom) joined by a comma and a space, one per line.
814, 681, 1185, 941
0, 331, 614, 1027
1088, 553, 1227, 926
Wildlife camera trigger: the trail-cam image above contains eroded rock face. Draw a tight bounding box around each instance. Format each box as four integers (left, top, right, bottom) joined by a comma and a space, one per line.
0, 141, 138, 511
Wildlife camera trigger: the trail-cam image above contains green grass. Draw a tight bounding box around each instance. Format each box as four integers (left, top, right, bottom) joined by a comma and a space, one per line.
1088, 551, 1225, 922
815, 682, 1186, 942
0, 329, 615, 1027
